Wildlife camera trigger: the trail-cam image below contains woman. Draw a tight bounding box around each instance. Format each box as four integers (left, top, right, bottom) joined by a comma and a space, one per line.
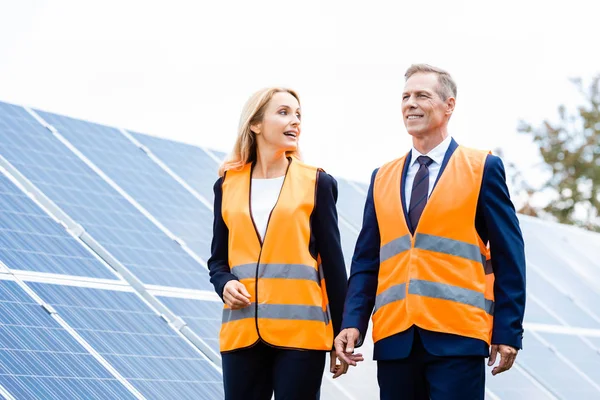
208, 87, 360, 399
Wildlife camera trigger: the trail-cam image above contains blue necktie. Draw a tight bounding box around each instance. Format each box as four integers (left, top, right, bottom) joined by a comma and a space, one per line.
408, 156, 434, 233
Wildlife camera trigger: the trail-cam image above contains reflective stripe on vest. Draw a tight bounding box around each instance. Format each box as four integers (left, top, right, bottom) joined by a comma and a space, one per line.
219, 159, 332, 352
372, 146, 494, 344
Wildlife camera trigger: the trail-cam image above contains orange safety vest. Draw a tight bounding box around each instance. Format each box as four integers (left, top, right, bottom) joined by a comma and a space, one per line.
219, 158, 333, 352
372, 146, 495, 344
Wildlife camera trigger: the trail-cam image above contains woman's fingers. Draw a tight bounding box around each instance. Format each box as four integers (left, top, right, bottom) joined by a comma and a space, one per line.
223, 281, 252, 308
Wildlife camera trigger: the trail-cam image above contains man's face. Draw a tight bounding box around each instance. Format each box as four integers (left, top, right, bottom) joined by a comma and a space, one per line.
401, 72, 454, 137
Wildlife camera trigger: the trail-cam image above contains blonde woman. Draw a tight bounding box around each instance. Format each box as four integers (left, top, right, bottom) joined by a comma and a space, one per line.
208, 88, 360, 399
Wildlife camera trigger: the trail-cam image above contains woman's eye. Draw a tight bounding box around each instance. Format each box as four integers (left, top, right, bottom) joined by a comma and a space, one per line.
296, 114, 301, 120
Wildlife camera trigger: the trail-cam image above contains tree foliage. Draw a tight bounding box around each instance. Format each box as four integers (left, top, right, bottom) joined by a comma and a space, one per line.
519, 75, 600, 231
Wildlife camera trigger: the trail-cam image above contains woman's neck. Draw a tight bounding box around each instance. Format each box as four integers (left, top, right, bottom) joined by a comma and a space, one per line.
253, 149, 289, 179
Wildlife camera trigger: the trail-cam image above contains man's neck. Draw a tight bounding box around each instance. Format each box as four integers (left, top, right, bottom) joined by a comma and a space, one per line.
412, 131, 449, 154
253, 148, 289, 179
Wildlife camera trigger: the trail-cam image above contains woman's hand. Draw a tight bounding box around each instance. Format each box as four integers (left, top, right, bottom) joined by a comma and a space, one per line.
330, 350, 349, 378
223, 280, 252, 309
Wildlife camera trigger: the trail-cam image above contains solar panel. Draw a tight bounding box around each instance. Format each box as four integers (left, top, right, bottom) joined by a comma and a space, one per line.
0, 102, 210, 291
527, 268, 600, 329
0, 173, 118, 280
130, 132, 220, 204
26, 281, 223, 399
514, 331, 600, 398
485, 364, 552, 399
155, 295, 221, 355
0, 277, 136, 399
33, 110, 214, 262
536, 332, 600, 385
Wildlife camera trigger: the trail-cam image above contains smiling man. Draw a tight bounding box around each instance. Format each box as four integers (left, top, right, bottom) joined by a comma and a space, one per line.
334, 64, 526, 399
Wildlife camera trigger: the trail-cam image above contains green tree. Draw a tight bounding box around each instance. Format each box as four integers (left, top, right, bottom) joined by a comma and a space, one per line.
519, 75, 600, 231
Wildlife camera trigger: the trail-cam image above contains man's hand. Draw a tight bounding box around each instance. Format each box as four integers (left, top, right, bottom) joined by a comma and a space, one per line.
223, 280, 251, 309
330, 350, 349, 379
334, 328, 364, 366
488, 344, 518, 375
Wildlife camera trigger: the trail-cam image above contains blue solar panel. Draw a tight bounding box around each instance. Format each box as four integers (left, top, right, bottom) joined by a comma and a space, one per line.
0, 102, 210, 290
156, 296, 221, 354
527, 268, 600, 329
27, 282, 223, 399
523, 295, 563, 325
0, 174, 118, 279
513, 332, 600, 398
130, 132, 220, 204
34, 111, 214, 262
536, 332, 600, 386
485, 365, 552, 399
0, 279, 135, 399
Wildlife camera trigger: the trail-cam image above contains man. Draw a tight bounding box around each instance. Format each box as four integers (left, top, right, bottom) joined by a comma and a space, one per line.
335, 64, 526, 399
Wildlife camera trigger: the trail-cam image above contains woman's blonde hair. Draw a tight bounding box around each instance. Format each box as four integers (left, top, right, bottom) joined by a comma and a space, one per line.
219, 87, 301, 176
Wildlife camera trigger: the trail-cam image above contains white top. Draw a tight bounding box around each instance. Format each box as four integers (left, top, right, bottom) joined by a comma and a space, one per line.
404, 135, 452, 209
251, 176, 285, 240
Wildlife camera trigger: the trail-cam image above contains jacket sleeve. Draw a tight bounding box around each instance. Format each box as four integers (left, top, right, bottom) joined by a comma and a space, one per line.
313, 171, 348, 338
207, 176, 238, 300
478, 155, 526, 349
340, 168, 381, 347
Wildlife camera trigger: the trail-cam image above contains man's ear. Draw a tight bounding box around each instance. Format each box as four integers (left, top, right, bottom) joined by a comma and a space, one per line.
446, 97, 456, 116
251, 123, 261, 135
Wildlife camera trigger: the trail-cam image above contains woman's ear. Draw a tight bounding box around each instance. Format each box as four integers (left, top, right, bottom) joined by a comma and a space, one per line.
251, 123, 261, 135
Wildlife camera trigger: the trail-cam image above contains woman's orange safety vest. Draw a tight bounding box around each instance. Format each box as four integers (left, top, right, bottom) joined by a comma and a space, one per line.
220, 158, 333, 352
372, 146, 495, 344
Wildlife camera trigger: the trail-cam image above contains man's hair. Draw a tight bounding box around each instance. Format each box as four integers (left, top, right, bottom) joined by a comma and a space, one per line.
404, 64, 457, 100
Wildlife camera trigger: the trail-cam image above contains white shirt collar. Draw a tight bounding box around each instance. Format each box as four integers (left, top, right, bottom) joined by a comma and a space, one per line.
410, 135, 453, 166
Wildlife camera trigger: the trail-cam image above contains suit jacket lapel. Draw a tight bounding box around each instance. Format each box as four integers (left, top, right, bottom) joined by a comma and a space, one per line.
432, 138, 459, 190
400, 151, 412, 232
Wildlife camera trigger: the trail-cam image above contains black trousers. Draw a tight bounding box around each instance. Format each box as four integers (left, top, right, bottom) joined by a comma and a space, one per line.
377, 331, 485, 400
222, 341, 326, 400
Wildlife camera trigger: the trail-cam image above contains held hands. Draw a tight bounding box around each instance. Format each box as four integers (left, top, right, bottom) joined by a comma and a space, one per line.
222, 280, 251, 309
333, 328, 365, 371
488, 344, 518, 376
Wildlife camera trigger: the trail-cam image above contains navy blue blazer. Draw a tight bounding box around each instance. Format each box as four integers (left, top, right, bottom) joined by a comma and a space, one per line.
341, 139, 526, 360
208, 171, 348, 341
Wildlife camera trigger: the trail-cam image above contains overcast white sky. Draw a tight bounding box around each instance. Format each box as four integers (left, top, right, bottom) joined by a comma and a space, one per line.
1, 0, 598, 208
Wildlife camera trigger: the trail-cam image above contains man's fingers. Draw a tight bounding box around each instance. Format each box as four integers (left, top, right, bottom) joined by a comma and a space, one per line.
492, 349, 517, 376
334, 336, 346, 358
348, 353, 364, 363
345, 331, 358, 354
488, 345, 498, 366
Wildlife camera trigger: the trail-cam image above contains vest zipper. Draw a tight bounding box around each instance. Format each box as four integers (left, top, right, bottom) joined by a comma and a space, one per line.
248, 159, 291, 346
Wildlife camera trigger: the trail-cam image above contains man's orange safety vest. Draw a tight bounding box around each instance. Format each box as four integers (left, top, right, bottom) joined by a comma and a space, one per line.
220, 158, 333, 352
372, 146, 494, 344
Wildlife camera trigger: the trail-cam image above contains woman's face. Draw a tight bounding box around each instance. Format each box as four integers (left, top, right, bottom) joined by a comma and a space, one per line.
252, 91, 301, 154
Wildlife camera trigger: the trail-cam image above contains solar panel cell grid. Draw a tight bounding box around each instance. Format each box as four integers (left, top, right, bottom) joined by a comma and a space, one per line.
0, 279, 135, 400
34, 111, 214, 262
26, 282, 223, 399
0, 174, 118, 279
0, 102, 211, 290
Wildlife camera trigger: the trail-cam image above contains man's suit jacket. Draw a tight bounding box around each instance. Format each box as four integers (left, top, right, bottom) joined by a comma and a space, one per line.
341, 138, 526, 360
